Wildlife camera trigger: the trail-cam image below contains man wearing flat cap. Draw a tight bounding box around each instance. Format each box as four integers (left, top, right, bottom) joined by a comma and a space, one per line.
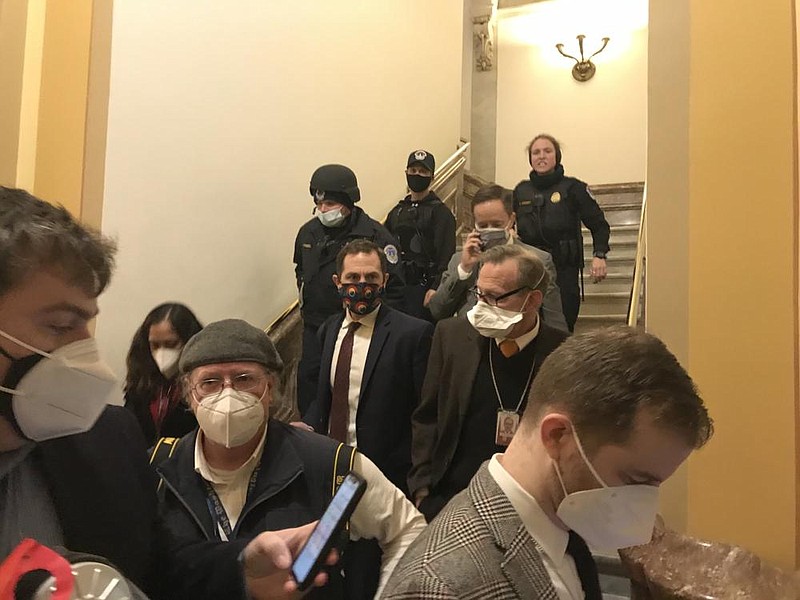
155, 319, 425, 600
294, 164, 407, 416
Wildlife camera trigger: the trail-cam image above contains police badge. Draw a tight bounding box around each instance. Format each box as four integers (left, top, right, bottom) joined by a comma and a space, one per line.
550, 191, 561, 204
384, 244, 399, 264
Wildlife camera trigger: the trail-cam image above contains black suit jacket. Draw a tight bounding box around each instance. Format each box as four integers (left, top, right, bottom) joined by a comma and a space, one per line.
304, 305, 433, 493
407, 317, 568, 497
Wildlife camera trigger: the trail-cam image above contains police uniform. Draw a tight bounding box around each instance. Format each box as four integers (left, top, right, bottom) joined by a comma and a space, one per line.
513, 164, 610, 331
385, 191, 455, 321
294, 164, 405, 416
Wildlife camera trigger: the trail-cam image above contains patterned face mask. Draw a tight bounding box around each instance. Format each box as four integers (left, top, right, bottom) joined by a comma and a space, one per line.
338, 282, 384, 316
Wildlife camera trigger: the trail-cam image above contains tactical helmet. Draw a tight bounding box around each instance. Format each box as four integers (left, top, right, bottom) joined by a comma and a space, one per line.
309, 164, 361, 205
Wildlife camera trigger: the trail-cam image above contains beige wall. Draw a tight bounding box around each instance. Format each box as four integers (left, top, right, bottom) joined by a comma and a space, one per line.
96, 0, 465, 377
646, 0, 690, 531
494, 0, 648, 188
648, 0, 799, 569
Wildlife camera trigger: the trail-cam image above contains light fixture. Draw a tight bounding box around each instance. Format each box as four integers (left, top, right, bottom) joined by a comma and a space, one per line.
555, 34, 610, 82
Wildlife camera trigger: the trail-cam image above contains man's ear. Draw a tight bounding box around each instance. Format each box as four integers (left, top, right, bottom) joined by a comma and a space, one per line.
332, 274, 341, 287
539, 413, 573, 460
382, 272, 390, 287
528, 289, 544, 312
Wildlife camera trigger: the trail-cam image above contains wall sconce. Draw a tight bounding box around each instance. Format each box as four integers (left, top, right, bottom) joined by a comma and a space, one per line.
555, 34, 610, 82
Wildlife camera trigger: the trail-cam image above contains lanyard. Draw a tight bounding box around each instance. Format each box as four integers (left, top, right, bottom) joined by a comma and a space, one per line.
203, 464, 261, 541
488, 342, 537, 414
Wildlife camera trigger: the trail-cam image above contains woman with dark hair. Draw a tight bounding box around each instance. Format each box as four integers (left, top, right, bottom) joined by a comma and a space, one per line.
513, 133, 611, 332
124, 302, 203, 444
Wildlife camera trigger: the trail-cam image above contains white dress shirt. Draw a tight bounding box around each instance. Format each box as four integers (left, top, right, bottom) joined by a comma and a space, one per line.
195, 423, 425, 596
488, 454, 584, 600
329, 305, 381, 447
497, 313, 540, 352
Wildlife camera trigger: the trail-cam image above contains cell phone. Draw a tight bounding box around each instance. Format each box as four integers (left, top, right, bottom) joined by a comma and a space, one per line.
291, 471, 367, 591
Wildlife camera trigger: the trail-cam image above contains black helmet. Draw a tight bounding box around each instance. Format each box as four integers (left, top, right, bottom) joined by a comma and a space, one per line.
309, 164, 360, 206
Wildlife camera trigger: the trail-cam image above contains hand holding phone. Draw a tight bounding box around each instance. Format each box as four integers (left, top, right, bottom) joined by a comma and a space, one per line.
291, 472, 367, 591
242, 522, 337, 600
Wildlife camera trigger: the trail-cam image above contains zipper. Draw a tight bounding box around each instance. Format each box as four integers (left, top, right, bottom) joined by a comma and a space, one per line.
159, 474, 213, 541
232, 470, 303, 538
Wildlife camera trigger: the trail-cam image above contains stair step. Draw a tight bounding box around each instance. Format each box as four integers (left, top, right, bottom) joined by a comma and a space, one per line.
583, 279, 632, 294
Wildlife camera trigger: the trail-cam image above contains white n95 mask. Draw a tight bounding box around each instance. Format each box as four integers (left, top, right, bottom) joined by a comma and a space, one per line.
0, 331, 118, 441
153, 347, 181, 378
554, 426, 660, 551
195, 387, 265, 448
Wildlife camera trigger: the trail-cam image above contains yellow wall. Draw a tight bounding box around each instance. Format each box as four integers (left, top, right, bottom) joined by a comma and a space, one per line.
32, 0, 93, 216
650, 0, 799, 569
0, 0, 28, 186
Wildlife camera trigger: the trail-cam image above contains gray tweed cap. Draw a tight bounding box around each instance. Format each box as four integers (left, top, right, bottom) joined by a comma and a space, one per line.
179, 318, 284, 375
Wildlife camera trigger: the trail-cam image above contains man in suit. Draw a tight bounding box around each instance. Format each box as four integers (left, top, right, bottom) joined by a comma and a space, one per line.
382, 326, 714, 599
409, 244, 569, 521
427, 183, 568, 333
302, 238, 433, 599
304, 238, 433, 493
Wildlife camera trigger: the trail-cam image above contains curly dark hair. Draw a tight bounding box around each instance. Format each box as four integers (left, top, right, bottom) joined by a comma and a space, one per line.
124, 303, 203, 396
0, 187, 116, 296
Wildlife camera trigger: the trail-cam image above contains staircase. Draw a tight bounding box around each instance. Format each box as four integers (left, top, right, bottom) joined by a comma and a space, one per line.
574, 182, 644, 334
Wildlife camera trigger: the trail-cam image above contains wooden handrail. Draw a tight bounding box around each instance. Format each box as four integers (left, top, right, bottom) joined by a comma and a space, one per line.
626, 182, 647, 327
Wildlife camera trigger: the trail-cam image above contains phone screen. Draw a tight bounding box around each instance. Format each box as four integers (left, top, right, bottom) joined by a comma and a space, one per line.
291, 472, 366, 588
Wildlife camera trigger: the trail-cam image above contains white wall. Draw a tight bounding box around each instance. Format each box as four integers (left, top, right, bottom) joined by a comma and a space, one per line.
97, 0, 463, 377
494, 0, 647, 188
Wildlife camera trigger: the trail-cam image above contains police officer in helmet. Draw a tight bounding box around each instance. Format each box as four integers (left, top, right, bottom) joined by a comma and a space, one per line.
385, 150, 456, 321
293, 164, 405, 415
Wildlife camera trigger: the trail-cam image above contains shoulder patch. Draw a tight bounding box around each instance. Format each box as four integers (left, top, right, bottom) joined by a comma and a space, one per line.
384, 244, 399, 264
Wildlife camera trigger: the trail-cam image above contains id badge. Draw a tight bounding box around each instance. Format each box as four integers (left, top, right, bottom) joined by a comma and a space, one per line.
495, 410, 519, 447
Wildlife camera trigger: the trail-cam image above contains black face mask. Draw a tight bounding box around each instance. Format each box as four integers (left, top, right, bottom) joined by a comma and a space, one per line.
407, 174, 432, 194
0, 348, 45, 437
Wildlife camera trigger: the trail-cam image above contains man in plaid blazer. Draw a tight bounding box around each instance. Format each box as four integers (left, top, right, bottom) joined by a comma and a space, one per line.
381, 326, 713, 599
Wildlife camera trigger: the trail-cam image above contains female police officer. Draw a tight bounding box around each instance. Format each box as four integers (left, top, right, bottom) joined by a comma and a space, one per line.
513, 134, 610, 332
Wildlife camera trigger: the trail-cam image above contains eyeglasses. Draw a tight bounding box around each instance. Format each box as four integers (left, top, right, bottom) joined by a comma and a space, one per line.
192, 373, 265, 398
469, 286, 530, 307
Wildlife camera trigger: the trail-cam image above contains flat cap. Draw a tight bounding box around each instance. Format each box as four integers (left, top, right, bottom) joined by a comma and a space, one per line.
179, 318, 284, 375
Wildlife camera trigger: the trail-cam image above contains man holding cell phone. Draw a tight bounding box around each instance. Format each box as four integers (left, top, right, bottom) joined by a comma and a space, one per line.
427, 183, 568, 333
154, 319, 425, 600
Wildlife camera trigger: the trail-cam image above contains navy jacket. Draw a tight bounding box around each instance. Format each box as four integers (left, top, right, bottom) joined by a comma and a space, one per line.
155, 420, 347, 600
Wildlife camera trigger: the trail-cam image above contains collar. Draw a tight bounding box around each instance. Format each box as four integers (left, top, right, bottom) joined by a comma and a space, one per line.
343, 303, 381, 331
194, 421, 268, 485
488, 454, 569, 567
529, 164, 565, 190
496, 315, 540, 352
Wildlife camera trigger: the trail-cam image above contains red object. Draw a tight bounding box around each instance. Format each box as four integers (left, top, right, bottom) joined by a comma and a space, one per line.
0, 539, 74, 600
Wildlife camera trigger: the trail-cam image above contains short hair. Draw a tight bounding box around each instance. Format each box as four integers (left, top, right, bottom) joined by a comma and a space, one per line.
0, 187, 116, 297
479, 244, 549, 296
471, 184, 514, 215
521, 326, 713, 451
526, 133, 562, 165
124, 302, 203, 396
335, 239, 388, 275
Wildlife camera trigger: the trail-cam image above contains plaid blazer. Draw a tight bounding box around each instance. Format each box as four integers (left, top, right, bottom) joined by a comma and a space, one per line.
381, 463, 560, 599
